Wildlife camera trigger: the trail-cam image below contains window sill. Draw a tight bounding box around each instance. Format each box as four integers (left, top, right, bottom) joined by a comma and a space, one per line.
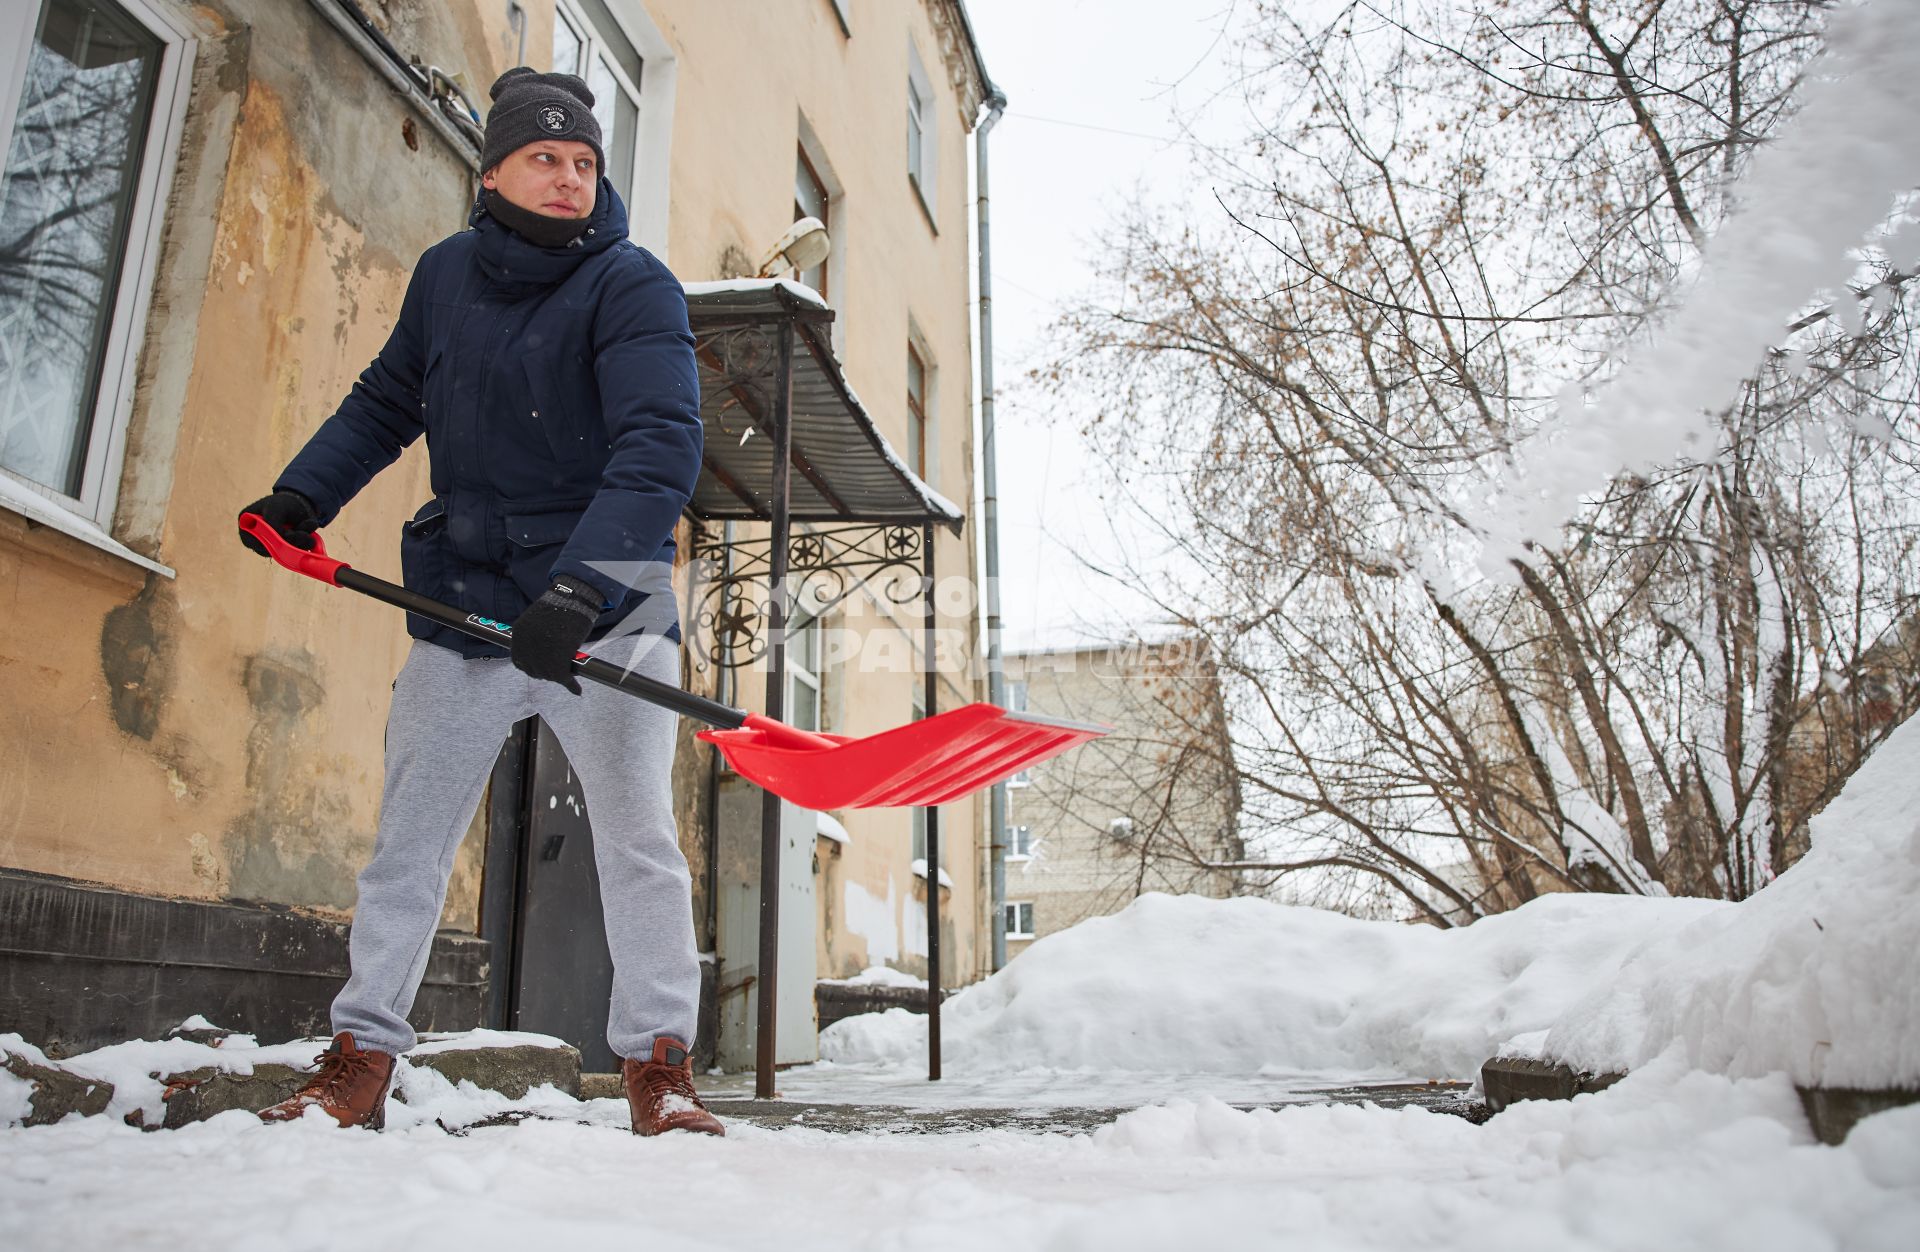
0, 473, 175, 580
1004, 853, 1031, 864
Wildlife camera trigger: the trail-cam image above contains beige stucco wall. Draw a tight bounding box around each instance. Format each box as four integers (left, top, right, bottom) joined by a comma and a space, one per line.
639, 0, 989, 987
0, 0, 989, 991
0, 0, 507, 922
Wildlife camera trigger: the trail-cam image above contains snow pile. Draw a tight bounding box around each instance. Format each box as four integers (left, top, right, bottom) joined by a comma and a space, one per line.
1, 1025, 581, 1128
1543, 715, 1920, 1088
4, 1050, 1915, 1250
822, 890, 1719, 1079
2, 1029, 325, 1126
1478, 0, 1920, 571
1086, 1057, 1918, 1250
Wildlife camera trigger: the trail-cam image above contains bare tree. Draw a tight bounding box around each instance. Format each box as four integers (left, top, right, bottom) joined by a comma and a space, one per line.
1047, 0, 1920, 922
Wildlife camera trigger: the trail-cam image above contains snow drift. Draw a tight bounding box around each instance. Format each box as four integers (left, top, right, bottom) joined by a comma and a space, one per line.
1542, 714, 1920, 1088
830, 716, 1919, 1090
822, 890, 1719, 1080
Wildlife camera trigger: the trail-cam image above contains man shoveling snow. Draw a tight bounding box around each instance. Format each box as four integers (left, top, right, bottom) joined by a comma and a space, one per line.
237, 67, 718, 1138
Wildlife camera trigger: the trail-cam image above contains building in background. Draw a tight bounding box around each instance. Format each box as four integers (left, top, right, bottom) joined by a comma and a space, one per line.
1000, 638, 1244, 955
0, 0, 994, 1071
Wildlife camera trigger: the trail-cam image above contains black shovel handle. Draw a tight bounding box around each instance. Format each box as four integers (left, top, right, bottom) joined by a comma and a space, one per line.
240, 512, 748, 731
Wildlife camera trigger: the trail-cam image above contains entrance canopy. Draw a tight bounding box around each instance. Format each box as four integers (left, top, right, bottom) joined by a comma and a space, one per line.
683, 280, 964, 532
678, 278, 963, 1099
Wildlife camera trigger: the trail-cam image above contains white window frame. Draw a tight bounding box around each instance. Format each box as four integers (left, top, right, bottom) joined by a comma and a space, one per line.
1004, 678, 1033, 786
551, 0, 676, 260
794, 111, 845, 333
1004, 901, 1034, 941
1005, 823, 1032, 862
785, 611, 822, 733
0, 0, 193, 577
905, 317, 939, 491
905, 39, 936, 227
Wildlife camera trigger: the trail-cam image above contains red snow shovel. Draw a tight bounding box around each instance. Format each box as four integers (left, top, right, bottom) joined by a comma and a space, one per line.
240, 513, 1105, 810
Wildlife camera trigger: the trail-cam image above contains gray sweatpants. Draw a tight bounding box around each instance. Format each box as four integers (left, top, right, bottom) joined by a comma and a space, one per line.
331, 632, 696, 1059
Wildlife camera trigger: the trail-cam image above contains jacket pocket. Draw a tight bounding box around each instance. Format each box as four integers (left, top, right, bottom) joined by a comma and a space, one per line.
503, 508, 591, 606
398, 499, 453, 625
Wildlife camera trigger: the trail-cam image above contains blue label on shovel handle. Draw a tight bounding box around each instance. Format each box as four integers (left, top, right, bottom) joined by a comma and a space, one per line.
466, 613, 513, 635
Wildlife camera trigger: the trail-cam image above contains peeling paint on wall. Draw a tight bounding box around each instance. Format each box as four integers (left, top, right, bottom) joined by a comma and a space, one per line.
843, 876, 900, 964
99, 581, 173, 741
224, 650, 358, 910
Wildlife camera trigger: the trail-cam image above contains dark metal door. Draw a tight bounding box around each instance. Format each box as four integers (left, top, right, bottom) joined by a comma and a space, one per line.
481, 718, 618, 1073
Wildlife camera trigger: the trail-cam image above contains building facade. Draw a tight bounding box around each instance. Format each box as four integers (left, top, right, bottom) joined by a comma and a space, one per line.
0, 0, 994, 1067
1000, 638, 1245, 955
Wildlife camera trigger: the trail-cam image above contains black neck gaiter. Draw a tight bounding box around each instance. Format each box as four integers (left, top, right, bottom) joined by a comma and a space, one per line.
483, 189, 590, 249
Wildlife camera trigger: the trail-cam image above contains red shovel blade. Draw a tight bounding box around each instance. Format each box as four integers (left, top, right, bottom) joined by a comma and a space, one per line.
698, 704, 1107, 810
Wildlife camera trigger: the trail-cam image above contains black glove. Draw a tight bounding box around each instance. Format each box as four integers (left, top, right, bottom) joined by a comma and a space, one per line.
239, 490, 319, 558
510, 579, 603, 693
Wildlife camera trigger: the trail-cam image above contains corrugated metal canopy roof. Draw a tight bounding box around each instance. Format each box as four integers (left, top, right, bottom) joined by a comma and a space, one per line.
684, 281, 965, 533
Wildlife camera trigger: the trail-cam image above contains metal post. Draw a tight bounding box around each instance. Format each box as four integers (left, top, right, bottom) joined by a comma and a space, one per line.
922, 522, 942, 1081
755, 321, 795, 1099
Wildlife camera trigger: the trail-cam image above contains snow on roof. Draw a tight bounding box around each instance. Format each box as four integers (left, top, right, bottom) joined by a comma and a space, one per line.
682, 284, 964, 530
910, 857, 955, 889
680, 276, 828, 310
815, 811, 851, 844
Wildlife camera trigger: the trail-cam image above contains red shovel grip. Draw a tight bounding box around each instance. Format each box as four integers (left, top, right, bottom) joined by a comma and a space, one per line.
239, 512, 349, 586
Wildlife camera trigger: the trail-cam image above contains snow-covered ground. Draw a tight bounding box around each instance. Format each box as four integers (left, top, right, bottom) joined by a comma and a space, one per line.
7, 711, 1917, 1250
1, 1055, 1914, 1251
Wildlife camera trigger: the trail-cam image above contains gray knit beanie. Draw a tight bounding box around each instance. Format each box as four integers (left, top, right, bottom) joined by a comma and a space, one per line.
481, 67, 605, 175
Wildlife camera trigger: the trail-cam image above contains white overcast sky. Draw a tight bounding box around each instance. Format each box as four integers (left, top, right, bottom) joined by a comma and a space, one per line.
963, 0, 1251, 653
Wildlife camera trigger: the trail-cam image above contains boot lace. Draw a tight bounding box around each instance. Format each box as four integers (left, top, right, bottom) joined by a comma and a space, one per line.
298, 1046, 377, 1100
641, 1061, 703, 1113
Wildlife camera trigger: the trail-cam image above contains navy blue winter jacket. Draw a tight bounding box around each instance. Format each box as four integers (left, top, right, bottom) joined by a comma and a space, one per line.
275, 180, 701, 658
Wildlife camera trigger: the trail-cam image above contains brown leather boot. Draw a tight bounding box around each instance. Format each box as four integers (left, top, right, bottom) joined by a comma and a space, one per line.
621, 1037, 724, 1137
258, 1032, 395, 1129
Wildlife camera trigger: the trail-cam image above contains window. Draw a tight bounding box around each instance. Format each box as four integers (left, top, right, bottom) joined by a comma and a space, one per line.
553, 0, 642, 212
1006, 824, 1032, 861
905, 342, 928, 480
905, 40, 936, 221
793, 146, 828, 299
0, 0, 185, 532
785, 612, 821, 733
1003, 902, 1034, 940
1004, 680, 1032, 786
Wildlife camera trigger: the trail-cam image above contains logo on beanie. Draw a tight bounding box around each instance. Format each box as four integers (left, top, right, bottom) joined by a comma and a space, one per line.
538, 104, 573, 134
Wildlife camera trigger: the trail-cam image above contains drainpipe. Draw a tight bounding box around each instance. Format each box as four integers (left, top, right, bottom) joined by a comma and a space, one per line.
975, 89, 1010, 971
